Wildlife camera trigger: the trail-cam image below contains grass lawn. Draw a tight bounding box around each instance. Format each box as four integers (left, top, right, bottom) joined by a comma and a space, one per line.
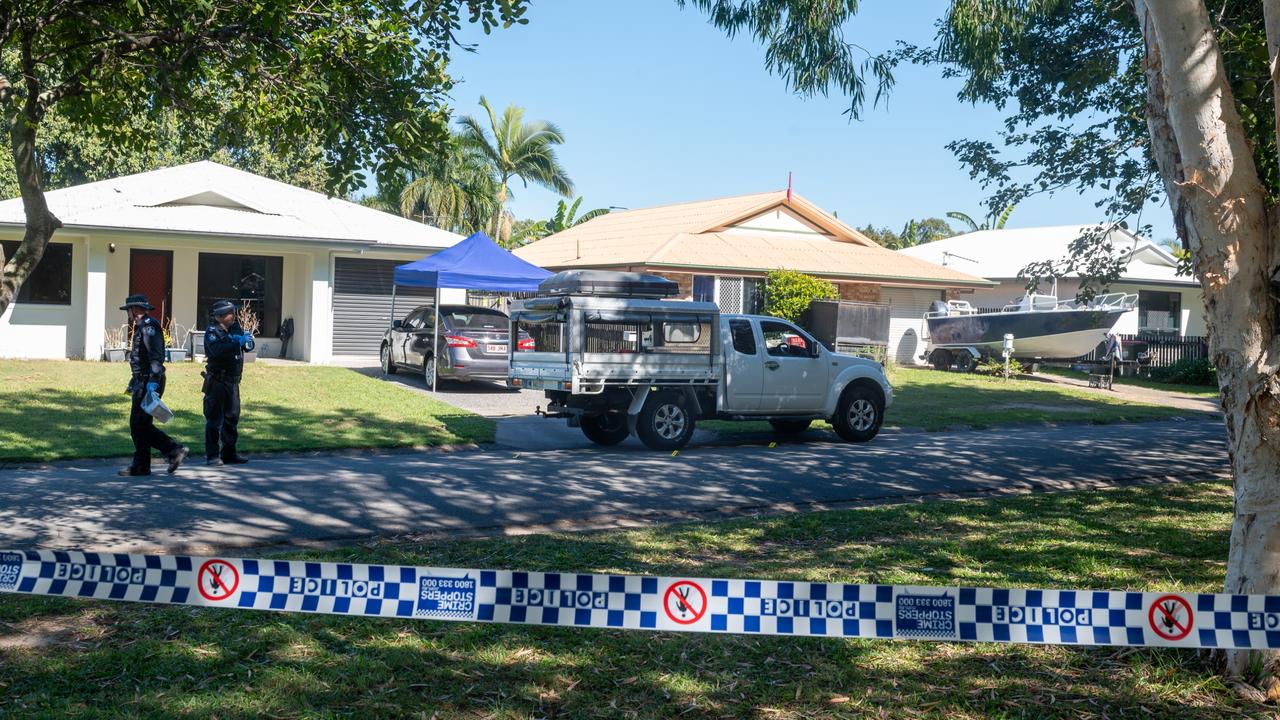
0, 361, 494, 463
705, 366, 1209, 435
0, 481, 1264, 718
1039, 366, 1222, 398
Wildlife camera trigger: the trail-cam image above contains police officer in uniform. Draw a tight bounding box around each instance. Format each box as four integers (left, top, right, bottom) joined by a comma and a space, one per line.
203, 299, 252, 466
119, 294, 188, 476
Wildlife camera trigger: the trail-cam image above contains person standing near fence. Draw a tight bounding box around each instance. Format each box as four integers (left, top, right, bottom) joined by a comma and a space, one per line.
119, 294, 188, 476
202, 300, 252, 467
1105, 332, 1123, 384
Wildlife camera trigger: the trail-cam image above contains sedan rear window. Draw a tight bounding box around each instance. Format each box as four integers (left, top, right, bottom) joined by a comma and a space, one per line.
442, 307, 508, 329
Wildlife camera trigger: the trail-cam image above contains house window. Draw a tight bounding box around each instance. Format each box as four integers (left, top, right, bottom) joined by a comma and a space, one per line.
1138, 290, 1181, 334
0, 240, 72, 305
197, 253, 284, 336
693, 275, 715, 303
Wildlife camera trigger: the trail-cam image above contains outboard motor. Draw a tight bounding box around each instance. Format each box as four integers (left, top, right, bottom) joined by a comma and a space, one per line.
928, 300, 949, 316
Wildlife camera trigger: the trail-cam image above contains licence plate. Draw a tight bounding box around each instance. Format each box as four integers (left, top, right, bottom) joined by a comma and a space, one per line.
486, 344, 508, 354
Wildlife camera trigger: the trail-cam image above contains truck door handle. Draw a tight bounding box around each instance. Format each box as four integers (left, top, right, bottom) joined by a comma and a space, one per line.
764, 360, 780, 370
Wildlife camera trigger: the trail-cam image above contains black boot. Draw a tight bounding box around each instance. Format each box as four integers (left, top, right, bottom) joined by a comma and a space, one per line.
117, 466, 151, 477
221, 453, 249, 465
167, 446, 189, 474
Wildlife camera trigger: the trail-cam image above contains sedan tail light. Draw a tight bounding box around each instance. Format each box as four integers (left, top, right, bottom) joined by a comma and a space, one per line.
445, 335, 476, 348
517, 338, 535, 351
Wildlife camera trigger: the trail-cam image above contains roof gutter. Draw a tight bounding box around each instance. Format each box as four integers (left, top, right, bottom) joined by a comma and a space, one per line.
0, 221, 449, 252
636, 261, 997, 288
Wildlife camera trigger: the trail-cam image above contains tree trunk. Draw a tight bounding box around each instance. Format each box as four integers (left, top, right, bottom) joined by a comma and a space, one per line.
1143, 0, 1280, 679
493, 178, 508, 241
0, 113, 61, 316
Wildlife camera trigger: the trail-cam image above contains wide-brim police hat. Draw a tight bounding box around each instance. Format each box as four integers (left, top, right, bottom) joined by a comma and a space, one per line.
119, 294, 154, 311
210, 299, 238, 317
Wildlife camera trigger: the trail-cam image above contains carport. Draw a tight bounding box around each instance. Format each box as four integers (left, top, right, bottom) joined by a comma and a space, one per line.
391, 231, 552, 390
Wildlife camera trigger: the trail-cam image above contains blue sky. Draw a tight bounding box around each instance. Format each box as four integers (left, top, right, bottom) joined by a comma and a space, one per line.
448, 1, 1173, 241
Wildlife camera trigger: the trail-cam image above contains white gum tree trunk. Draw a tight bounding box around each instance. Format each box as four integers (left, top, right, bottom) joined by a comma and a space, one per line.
1139, 0, 1280, 678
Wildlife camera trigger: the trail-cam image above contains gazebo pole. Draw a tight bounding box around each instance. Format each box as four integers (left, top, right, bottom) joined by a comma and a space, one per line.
432, 285, 440, 392
389, 284, 397, 328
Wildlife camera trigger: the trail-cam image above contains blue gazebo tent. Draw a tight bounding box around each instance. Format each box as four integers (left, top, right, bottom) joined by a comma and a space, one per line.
390, 231, 552, 390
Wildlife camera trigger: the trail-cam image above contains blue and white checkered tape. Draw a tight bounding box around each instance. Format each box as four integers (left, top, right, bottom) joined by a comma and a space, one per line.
3, 549, 1278, 649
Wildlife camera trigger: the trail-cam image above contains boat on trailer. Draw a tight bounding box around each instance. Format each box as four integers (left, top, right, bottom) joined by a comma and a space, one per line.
922, 292, 1136, 371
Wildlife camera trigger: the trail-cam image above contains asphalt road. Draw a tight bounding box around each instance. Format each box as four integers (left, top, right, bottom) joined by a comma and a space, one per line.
0, 419, 1228, 554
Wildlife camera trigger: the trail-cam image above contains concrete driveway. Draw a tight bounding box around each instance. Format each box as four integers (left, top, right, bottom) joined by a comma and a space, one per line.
0, 419, 1229, 554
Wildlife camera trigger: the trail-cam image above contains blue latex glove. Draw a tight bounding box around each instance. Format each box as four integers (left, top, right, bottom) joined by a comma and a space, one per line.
237, 334, 254, 350
145, 381, 159, 395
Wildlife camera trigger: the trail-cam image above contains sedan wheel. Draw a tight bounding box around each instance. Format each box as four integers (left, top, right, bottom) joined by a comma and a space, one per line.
424, 357, 437, 389
381, 344, 397, 375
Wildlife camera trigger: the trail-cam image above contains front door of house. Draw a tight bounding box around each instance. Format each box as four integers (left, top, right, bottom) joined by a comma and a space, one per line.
129, 249, 173, 325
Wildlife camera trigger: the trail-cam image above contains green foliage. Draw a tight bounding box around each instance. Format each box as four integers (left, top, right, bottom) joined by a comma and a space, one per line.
2, 1, 532, 197
1149, 358, 1217, 387
946, 205, 1016, 232
458, 96, 574, 245
398, 135, 500, 235
0, 94, 329, 199
973, 356, 1025, 377
547, 196, 610, 234
762, 269, 837, 322
859, 217, 955, 249
681, 0, 893, 119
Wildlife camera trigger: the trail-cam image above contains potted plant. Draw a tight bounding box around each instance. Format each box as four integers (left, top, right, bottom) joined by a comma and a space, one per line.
236, 305, 260, 363
102, 325, 129, 362
165, 320, 190, 362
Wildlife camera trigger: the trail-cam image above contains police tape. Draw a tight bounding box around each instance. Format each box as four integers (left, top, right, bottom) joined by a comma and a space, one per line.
2, 549, 1278, 650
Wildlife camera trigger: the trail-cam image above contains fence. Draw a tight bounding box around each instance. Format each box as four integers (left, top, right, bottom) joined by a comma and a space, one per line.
1075, 334, 1208, 367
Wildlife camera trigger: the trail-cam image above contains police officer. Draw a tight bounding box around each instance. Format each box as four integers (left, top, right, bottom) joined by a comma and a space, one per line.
203, 299, 252, 466
119, 294, 188, 476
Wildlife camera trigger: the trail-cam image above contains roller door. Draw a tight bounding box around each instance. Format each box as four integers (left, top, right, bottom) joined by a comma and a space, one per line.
883, 287, 945, 366
332, 258, 433, 356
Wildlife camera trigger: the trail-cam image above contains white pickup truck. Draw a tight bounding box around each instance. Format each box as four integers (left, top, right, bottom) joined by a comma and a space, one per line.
507, 271, 893, 451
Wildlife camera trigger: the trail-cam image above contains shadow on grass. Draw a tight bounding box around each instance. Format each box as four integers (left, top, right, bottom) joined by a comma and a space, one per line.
0, 389, 493, 463
0, 483, 1252, 718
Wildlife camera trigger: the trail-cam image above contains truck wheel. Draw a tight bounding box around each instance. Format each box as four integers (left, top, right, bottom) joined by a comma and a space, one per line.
381, 343, 397, 375
930, 349, 951, 371
636, 391, 695, 451
581, 413, 629, 446
832, 385, 884, 443
768, 419, 811, 434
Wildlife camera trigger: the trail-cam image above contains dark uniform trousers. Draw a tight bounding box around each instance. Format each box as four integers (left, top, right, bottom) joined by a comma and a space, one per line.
130, 376, 179, 469
203, 373, 241, 460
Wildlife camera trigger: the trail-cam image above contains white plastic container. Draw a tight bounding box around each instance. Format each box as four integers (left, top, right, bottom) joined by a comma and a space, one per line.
141, 391, 174, 424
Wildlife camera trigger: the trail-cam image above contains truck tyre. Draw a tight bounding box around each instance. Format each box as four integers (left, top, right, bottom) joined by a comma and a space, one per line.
580, 413, 629, 446
381, 343, 397, 375
832, 385, 884, 443
930, 349, 951, 371
768, 419, 812, 434
636, 391, 695, 451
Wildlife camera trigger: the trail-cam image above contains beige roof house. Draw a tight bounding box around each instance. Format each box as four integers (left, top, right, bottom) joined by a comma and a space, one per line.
515, 190, 992, 365
516, 190, 989, 289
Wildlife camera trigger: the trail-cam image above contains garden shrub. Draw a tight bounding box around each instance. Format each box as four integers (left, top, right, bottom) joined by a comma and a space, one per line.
763, 269, 838, 322
1148, 357, 1217, 386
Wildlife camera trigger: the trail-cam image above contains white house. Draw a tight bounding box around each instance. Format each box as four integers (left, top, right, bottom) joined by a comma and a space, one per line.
899, 225, 1205, 337
0, 161, 467, 362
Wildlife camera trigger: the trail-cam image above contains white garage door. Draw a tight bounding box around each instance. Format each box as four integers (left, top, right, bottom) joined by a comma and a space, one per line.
883, 287, 944, 366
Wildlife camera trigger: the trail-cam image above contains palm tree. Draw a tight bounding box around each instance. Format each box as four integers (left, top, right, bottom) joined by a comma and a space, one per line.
947, 204, 1017, 232
547, 196, 609, 234
459, 96, 574, 240
398, 137, 499, 235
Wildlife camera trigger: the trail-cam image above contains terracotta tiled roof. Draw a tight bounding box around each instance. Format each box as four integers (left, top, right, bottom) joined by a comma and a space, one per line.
515, 191, 991, 287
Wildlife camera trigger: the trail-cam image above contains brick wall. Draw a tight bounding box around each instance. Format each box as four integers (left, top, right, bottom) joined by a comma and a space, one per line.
650, 271, 694, 299
838, 282, 881, 303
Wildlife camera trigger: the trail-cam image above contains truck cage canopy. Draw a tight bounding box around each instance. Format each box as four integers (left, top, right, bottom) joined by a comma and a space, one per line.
537, 270, 679, 298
